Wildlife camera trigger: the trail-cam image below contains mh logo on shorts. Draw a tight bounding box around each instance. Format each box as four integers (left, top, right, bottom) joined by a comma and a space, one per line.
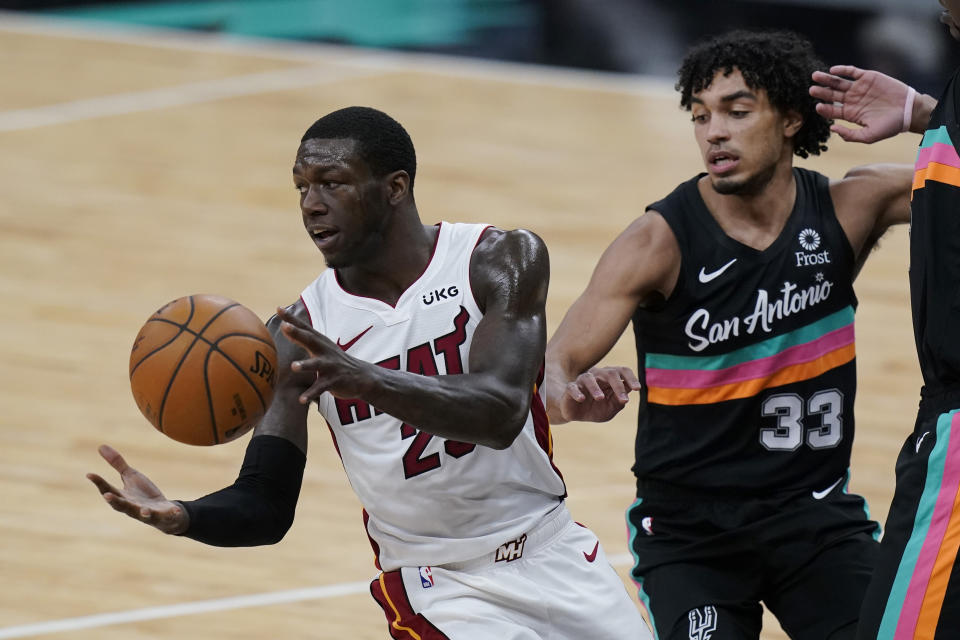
495, 534, 527, 562
418, 566, 434, 589
688, 605, 718, 640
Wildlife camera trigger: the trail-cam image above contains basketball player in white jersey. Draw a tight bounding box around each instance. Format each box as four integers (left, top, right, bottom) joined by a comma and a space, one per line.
87, 107, 651, 639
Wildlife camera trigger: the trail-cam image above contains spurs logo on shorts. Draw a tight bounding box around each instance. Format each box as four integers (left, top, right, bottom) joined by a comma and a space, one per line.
688, 605, 717, 640
495, 534, 527, 562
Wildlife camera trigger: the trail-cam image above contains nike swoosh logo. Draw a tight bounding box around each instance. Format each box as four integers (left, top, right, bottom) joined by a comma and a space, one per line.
698, 258, 737, 283
336, 325, 373, 351
811, 476, 844, 500
583, 541, 599, 563
916, 431, 930, 453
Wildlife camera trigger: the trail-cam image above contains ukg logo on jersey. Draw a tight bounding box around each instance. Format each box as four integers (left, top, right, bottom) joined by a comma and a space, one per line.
421, 285, 459, 307
796, 227, 831, 267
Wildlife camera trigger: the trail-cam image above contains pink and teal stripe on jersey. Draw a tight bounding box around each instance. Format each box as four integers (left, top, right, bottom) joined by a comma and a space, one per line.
878, 410, 960, 639
644, 306, 855, 406
913, 126, 960, 194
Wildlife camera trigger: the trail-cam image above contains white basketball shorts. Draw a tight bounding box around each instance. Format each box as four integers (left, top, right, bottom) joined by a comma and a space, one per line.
370, 504, 652, 639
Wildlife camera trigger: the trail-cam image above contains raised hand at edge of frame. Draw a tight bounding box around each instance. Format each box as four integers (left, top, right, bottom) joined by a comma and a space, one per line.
87, 444, 189, 535
559, 366, 641, 424
810, 65, 912, 144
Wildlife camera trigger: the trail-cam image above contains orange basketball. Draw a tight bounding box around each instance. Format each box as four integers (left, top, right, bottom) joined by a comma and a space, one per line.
129, 294, 278, 446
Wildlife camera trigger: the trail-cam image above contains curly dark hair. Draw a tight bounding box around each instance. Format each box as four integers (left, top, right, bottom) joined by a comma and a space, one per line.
676, 30, 831, 158
301, 106, 417, 188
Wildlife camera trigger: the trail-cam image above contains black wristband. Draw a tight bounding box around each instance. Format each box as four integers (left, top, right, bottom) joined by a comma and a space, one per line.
179, 435, 306, 546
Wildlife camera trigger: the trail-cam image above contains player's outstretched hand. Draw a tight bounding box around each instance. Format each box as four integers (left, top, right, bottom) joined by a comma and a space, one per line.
559, 366, 641, 423
86, 444, 188, 535
275, 305, 368, 404
810, 65, 912, 144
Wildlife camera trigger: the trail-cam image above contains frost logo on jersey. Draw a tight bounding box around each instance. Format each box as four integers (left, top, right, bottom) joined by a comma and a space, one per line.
421, 285, 459, 306
641, 516, 654, 536
799, 228, 821, 251
418, 566, 435, 588
685, 279, 834, 352
495, 534, 527, 562
796, 227, 831, 267
688, 606, 718, 640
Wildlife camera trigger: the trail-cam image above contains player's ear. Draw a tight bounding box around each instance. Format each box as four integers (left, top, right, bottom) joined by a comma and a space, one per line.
385, 170, 410, 205
783, 109, 803, 139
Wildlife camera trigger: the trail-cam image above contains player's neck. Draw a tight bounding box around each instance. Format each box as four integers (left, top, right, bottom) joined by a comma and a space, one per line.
699, 162, 797, 251
336, 212, 438, 305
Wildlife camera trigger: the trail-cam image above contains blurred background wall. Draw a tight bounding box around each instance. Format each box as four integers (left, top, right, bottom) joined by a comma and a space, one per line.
2, 0, 956, 98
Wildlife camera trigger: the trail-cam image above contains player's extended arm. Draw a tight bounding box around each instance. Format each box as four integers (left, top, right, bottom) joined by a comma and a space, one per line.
809, 65, 938, 143
832, 162, 914, 278
277, 228, 550, 450
87, 318, 314, 545
544, 212, 679, 424
174, 315, 313, 545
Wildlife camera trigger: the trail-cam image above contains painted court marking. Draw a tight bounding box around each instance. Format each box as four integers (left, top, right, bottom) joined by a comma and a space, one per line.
0, 554, 635, 637
0, 581, 371, 639
0, 65, 382, 132
0, 10, 674, 95
0, 10, 674, 135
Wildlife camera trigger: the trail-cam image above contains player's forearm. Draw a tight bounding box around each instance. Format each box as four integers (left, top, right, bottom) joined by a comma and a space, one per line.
910, 93, 938, 134
178, 435, 305, 546
360, 368, 530, 449
542, 358, 574, 425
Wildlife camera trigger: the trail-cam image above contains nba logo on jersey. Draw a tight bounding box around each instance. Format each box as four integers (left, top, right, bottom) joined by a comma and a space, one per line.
642, 516, 654, 536
418, 566, 434, 588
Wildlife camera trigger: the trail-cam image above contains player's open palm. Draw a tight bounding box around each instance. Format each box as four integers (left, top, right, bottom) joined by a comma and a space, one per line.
560, 366, 641, 423
87, 444, 187, 534
810, 65, 911, 143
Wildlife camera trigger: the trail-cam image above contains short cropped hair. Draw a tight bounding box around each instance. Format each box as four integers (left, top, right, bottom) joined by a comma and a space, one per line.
676, 30, 831, 158
301, 106, 417, 187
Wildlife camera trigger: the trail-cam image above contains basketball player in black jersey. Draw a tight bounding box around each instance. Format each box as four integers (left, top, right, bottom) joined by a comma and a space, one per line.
545, 31, 915, 640
808, 4, 960, 638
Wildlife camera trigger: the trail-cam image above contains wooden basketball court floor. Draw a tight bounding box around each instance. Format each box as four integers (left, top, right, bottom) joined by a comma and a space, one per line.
0, 11, 923, 639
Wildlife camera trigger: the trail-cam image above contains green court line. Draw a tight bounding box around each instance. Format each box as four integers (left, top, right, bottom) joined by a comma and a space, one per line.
43, 0, 536, 47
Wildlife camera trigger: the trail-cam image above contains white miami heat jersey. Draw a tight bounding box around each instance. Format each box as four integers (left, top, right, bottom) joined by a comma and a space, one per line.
299, 222, 566, 570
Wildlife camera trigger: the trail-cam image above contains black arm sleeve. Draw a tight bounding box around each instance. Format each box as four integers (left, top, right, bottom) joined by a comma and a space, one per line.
177, 435, 306, 546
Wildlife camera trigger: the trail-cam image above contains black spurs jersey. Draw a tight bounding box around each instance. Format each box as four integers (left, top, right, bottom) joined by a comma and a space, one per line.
632, 168, 858, 493
910, 67, 960, 395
